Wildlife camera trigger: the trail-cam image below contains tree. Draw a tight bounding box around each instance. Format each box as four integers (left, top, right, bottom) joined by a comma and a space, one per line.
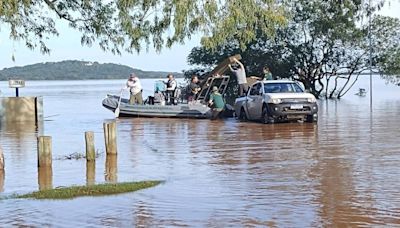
371, 16, 400, 86
0, 0, 287, 56
187, 0, 400, 99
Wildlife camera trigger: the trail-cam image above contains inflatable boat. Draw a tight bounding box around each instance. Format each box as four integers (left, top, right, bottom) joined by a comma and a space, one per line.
102, 95, 211, 118
102, 55, 241, 119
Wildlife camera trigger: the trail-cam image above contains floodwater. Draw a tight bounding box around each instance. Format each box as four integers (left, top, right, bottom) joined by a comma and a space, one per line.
0, 77, 399, 227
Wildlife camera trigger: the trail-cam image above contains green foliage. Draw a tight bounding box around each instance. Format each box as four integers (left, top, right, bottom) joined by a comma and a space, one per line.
187, 38, 292, 78
0, 60, 183, 80
371, 16, 400, 85
187, 0, 400, 99
0, 0, 287, 56
16, 181, 161, 199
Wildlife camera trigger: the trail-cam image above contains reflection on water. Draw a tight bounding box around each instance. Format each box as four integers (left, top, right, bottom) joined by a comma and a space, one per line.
0, 78, 399, 227
38, 167, 52, 191
0, 171, 4, 192
105, 155, 117, 183
133, 201, 156, 227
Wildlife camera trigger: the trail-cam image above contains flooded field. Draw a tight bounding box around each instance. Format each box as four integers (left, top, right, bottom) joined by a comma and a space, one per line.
0, 77, 399, 227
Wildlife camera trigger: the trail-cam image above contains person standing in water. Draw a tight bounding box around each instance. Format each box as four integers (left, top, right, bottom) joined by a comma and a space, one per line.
208, 86, 225, 120
229, 58, 247, 97
126, 73, 143, 105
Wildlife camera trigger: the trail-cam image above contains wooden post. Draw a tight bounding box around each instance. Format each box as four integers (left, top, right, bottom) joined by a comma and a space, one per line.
103, 121, 117, 155
105, 154, 117, 183
86, 161, 96, 186
0, 146, 4, 171
37, 136, 52, 167
0, 146, 4, 193
38, 166, 53, 191
85, 131, 96, 162
0, 169, 4, 193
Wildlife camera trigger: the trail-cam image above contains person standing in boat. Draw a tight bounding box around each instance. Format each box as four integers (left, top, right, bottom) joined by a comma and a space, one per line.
228, 58, 248, 97
165, 74, 177, 105
126, 73, 143, 105
188, 75, 201, 103
208, 86, 225, 120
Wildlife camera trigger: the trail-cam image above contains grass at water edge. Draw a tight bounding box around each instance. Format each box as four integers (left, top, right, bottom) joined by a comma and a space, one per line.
15, 181, 162, 200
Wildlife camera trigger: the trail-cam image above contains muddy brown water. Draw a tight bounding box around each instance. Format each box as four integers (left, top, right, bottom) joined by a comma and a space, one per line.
0, 78, 399, 227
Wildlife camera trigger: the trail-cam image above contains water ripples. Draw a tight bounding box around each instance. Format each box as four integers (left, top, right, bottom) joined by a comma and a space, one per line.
0, 78, 399, 226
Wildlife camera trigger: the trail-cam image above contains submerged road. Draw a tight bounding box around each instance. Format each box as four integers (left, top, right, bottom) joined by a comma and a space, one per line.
0, 78, 399, 227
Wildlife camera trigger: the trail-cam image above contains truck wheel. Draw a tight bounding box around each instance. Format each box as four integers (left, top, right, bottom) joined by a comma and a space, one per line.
262, 106, 274, 124
239, 108, 247, 121
306, 114, 317, 123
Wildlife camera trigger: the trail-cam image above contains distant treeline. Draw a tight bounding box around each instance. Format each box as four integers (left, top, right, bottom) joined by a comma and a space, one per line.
0, 60, 183, 80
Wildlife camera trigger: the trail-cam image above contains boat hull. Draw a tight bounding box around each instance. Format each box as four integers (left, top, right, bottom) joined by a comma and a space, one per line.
102, 95, 211, 119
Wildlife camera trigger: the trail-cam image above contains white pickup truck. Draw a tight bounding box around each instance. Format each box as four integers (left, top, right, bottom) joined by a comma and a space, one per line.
234, 80, 318, 123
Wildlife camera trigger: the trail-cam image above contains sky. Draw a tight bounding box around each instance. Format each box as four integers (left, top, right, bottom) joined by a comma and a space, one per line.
0, 2, 399, 72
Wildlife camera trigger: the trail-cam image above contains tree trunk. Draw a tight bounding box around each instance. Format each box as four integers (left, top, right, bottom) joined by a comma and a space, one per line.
329, 76, 339, 99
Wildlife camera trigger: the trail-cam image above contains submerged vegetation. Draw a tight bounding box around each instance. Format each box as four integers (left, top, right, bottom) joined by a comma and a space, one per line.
55, 150, 104, 161
16, 181, 161, 200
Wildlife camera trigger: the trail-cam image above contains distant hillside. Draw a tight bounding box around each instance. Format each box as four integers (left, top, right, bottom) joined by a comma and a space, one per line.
0, 60, 183, 80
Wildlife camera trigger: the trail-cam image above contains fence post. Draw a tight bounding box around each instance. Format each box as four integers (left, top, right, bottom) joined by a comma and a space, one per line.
105, 154, 117, 183
38, 166, 53, 191
0, 146, 4, 193
0, 168, 4, 193
37, 136, 52, 167
103, 121, 117, 155
85, 131, 96, 162
86, 161, 96, 186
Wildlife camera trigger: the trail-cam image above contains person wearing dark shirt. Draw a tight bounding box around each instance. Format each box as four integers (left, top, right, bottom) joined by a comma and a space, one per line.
188, 75, 201, 103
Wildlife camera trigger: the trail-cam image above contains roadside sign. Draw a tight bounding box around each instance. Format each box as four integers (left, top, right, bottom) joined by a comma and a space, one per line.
8, 79, 25, 97
9, 80, 25, 88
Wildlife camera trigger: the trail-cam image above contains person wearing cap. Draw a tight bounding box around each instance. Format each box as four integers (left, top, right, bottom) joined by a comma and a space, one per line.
164, 74, 177, 105
208, 86, 225, 120
126, 73, 143, 105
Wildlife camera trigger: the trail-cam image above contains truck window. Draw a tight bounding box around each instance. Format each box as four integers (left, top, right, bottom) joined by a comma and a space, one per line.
264, 83, 304, 93
293, 83, 304, 92
249, 83, 262, 95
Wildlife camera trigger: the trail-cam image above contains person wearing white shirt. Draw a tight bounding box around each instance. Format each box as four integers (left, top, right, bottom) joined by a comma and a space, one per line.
165, 74, 177, 105
229, 58, 248, 97
126, 73, 143, 105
